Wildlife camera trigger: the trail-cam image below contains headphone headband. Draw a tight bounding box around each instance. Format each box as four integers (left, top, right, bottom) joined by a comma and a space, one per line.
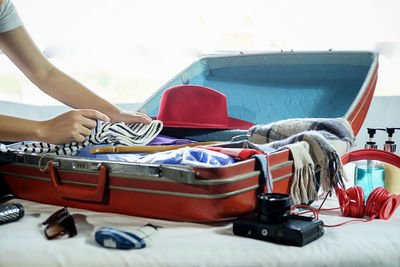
341, 149, 400, 168
339, 149, 400, 220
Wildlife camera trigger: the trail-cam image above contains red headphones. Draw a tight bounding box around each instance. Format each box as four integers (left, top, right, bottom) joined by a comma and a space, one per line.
336, 149, 400, 220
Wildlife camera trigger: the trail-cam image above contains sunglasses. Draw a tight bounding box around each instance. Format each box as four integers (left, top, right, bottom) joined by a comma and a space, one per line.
42, 207, 77, 240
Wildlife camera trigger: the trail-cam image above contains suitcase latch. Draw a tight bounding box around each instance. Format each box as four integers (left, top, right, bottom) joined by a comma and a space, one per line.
71, 161, 102, 171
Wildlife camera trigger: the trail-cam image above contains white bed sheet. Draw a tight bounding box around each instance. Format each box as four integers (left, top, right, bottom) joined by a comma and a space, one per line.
1, 166, 400, 267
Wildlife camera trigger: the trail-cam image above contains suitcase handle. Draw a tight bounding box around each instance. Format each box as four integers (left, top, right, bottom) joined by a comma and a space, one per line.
48, 161, 107, 202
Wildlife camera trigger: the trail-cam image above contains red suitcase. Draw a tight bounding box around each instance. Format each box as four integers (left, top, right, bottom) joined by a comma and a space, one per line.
0, 149, 292, 221
0, 51, 378, 222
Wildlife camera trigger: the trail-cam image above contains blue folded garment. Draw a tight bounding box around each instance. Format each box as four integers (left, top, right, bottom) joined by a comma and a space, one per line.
136, 147, 235, 167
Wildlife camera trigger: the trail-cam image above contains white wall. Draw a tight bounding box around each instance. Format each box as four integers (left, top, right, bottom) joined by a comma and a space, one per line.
354, 96, 400, 154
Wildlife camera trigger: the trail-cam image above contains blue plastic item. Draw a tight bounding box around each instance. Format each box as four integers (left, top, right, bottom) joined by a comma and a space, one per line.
95, 225, 157, 249
354, 161, 385, 202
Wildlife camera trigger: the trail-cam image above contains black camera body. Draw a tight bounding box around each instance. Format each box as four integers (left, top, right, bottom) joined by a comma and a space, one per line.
233, 193, 324, 247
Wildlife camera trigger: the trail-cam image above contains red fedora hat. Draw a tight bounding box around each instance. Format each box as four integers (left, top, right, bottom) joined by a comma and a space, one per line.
157, 85, 254, 130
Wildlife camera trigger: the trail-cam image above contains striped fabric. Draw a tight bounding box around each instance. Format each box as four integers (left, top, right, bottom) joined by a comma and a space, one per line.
0, 120, 163, 156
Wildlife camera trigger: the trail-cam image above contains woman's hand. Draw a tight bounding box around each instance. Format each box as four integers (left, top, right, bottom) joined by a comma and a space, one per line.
38, 109, 110, 145
109, 110, 152, 125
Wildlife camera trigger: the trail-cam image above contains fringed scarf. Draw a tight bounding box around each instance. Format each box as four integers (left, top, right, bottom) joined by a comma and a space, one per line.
248, 117, 355, 204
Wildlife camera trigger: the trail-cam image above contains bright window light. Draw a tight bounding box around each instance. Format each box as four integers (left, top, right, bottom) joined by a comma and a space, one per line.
1, 0, 399, 105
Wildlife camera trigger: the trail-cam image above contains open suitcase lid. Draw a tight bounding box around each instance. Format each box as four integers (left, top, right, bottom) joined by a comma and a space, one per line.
137, 50, 378, 135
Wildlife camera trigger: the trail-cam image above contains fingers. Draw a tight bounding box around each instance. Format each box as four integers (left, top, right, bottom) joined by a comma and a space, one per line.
72, 133, 87, 143
76, 109, 110, 132
133, 112, 152, 124
79, 109, 110, 123
77, 123, 92, 137
142, 113, 152, 122
112, 111, 152, 125
65, 122, 91, 143
72, 110, 108, 141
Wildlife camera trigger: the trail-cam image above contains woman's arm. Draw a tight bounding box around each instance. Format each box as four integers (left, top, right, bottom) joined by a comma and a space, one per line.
0, 110, 109, 144
0, 26, 151, 124
0, 25, 152, 144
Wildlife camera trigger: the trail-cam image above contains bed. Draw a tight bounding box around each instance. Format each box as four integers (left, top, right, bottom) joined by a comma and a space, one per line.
1, 163, 400, 267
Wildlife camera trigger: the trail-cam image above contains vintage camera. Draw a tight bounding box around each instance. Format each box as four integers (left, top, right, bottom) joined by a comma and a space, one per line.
233, 193, 324, 246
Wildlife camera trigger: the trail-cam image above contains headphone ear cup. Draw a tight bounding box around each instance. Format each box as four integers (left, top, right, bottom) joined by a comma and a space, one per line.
365, 187, 381, 218
379, 195, 400, 220
347, 186, 365, 218
365, 187, 390, 219
336, 187, 350, 217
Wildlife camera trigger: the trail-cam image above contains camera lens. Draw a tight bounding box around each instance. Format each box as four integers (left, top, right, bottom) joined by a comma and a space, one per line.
258, 193, 290, 223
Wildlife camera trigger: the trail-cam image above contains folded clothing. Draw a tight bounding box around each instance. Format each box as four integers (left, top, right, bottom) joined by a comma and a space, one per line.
0, 120, 163, 156
75, 145, 234, 168
136, 147, 235, 167
75, 135, 198, 160
147, 135, 197, 146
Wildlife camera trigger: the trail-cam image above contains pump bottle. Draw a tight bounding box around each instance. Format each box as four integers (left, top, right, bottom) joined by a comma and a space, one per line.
383, 128, 400, 194
354, 128, 385, 201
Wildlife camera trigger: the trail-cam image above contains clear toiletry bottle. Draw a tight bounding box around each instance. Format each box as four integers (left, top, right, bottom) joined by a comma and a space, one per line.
383, 128, 400, 194
354, 128, 385, 201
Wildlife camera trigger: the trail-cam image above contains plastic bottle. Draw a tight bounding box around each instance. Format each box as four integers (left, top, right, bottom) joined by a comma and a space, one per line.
383, 128, 400, 194
354, 128, 385, 201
